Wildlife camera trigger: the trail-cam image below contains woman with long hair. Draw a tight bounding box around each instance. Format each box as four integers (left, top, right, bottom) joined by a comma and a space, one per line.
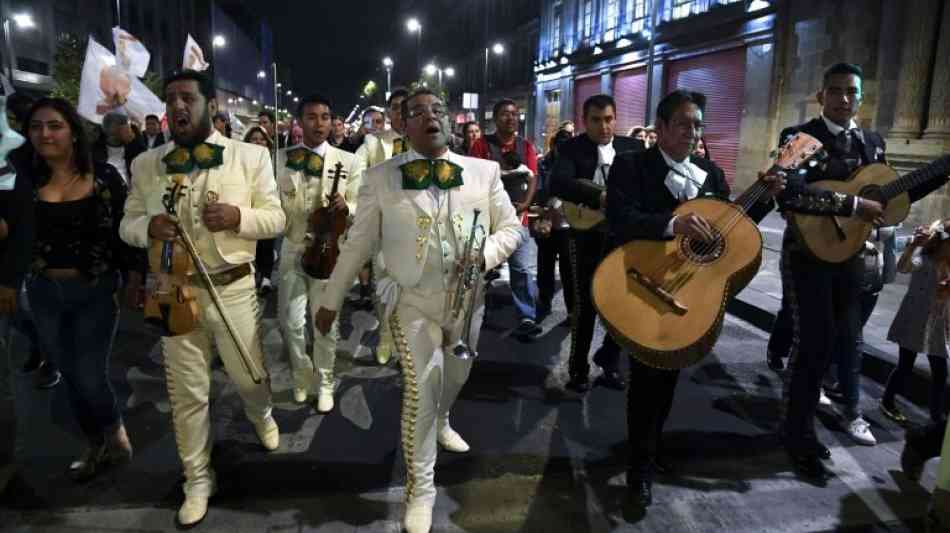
24, 97, 137, 481
244, 126, 277, 293
460, 121, 481, 155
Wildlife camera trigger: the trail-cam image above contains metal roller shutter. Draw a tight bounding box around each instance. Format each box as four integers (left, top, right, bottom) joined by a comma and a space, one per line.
665, 46, 747, 184
612, 68, 647, 135
574, 76, 601, 130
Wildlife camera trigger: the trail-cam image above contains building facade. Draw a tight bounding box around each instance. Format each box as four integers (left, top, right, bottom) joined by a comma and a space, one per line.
533, 0, 950, 225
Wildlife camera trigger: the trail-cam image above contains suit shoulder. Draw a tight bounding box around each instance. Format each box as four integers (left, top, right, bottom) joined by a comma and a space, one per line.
455, 153, 499, 173
327, 144, 356, 163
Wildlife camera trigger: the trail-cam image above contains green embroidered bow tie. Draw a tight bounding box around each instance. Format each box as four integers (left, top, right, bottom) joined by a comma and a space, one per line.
162, 143, 225, 174
285, 147, 324, 177
400, 158, 464, 190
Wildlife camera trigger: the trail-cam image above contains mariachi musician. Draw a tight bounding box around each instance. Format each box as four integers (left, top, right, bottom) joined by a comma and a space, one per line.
276, 94, 362, 410
315, 88, 523, 533
120, 70, 286, 528
550, 94, 644, 393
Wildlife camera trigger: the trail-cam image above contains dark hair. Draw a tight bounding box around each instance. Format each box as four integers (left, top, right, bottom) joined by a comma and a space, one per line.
492, 98, 518, 119
656, 90, 706, 124
331, 114, 343, 122
145, 114, 160, 123
163, 69, 215, 101
401, 87, 440, 121
258, 109, 276, 124
388, 87, 410, 106
583, 94, 616, 118
212, 112, 228, 124
461, 121, 480, 152
823, 62, 863, 88
102, 111, 129, 131
550, 129, 572, 155
25, 97, 94, 183
296, 94, 332, 119
243, 125, 274, 150
696, 137, 711, 160
7, 92, 33, 129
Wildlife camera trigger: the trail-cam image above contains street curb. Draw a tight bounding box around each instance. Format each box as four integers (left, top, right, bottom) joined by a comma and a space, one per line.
726, 298, 938, 412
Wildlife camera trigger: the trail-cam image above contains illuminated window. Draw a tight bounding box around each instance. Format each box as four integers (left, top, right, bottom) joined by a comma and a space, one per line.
626, 0, 648, 35
605, 0, 620, 41
582, 0, 593, 40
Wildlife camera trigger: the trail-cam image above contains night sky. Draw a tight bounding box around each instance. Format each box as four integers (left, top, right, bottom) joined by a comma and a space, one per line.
257, 1, 420, 115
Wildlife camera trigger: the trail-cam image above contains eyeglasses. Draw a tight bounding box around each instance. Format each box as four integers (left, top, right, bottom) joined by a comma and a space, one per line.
671, 119, 706, 133
406, 104, 448, 119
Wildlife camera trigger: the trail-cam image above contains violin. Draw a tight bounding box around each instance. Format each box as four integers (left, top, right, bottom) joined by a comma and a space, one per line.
301, 162, 347, 279
144, 175, 200, 335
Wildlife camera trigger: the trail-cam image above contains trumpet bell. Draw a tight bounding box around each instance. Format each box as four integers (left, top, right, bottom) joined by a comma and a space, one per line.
451, 340, 478, 360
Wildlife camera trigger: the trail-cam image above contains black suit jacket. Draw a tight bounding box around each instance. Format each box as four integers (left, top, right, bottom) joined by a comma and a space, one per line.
145, 132, 165, 149
606, 146, 772, 246
551, 134, 645, 209
93, 136, 147, 181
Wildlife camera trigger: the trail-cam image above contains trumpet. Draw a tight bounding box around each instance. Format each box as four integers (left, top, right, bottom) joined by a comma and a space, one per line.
450, 208, 488, 360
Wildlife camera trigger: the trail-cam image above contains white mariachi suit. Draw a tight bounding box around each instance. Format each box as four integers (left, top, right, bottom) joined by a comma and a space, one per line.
323, 149, 522, 506
355, 128, 408, 361
120, 130, 286, 499
276, 142, 363, 393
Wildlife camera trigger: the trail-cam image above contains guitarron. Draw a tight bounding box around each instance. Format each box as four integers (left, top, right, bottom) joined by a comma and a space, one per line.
789, 155, 950, 263
591, 133, 824, 369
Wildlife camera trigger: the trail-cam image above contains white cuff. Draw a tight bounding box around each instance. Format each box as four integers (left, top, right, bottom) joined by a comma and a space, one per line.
664, 216, 677, 238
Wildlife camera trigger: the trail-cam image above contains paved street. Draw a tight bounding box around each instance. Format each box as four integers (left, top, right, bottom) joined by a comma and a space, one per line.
0, 269, 942, 532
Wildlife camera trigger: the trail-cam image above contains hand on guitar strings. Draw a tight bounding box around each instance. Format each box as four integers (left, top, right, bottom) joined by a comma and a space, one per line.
148, 213, 180, 241
756, 171, 786, 199
328, 193, 349, 214
854, 197, 884, 225
314, 307, 337, 336
673, 213, 717, 243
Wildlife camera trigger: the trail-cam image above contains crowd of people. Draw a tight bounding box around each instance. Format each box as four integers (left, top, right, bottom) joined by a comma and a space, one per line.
1, 59, 950, 533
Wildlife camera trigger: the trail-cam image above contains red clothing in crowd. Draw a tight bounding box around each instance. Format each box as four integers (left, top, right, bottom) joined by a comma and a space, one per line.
468, 135, 539, 175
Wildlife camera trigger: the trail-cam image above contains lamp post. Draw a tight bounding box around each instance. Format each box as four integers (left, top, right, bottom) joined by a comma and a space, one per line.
382, 56, 394, 97
2, 12, 35, 80
483, 42, 504, 121
407, 18, 422, 75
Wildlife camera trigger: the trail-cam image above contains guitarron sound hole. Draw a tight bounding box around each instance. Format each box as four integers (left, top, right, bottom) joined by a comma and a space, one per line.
680, 230, 725, 265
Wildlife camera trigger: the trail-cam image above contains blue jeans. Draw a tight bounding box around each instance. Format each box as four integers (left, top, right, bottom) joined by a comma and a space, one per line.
26, 272, 121, 441
833, 290, 878, 420
507, 226, 538, 322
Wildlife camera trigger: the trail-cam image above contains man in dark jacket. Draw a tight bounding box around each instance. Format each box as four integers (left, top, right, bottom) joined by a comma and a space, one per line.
550, 94, 644, 392
92, 112, 146, 186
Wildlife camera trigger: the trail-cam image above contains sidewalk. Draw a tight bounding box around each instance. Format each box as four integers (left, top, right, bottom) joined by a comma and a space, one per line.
727, 212, 937, 407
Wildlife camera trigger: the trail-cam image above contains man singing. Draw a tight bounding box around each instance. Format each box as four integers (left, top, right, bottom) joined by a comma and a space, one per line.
120, 70, 286, 527
315, 88, 522, 533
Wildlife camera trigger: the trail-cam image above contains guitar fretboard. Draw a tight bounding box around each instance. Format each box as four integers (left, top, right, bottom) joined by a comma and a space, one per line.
880, 155, 950, 200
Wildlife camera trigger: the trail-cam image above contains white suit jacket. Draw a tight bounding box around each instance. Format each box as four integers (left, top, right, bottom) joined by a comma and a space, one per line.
276, 142, 364, 247
120, 130, 286, 265
355, 128, 403, 170
323, 149, 523, 311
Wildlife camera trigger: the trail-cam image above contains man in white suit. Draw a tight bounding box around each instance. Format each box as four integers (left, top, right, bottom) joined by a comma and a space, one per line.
354, 87, 408, 364
276, 94, 363, 410
316, 88, 523, 533
120, 70, 286, 528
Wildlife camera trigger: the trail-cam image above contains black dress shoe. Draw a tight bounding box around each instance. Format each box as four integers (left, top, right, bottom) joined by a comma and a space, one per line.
766, 351, 784, 372
565, 375, 590, 394
597, 369, 626, 390
652, 457, 673, 475
804, 439, 831, 460
901, 441, 925, 482
627, 478, 652, 508
787, 449, 830, 480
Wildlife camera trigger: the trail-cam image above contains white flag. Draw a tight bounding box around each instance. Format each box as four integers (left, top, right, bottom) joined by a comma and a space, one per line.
77, 37, 164, 125
182, 34, 210, 72
112, 27, 150, 78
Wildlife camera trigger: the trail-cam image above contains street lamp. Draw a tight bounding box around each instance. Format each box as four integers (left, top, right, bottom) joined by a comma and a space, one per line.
484, 42, 505, 112
286, 90, 292, 96
3, 12, 36, 79
407, 17, 422, 74
382, 56, 394, 96
257, 70, 266, 79
213, 35, 226, 48
444, 67, 455, 78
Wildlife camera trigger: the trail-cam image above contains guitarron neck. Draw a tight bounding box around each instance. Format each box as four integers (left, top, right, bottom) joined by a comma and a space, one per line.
880, 155, 950, 200
733, 164, 779, 213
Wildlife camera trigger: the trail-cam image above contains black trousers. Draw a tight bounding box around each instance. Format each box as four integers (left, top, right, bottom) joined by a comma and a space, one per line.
768, 302, 794, 358
567, 229, 621, 379
782, 248, 862, 451
256, 238, 275, 280
627, 356, 679, 478
536, 229, 573, 313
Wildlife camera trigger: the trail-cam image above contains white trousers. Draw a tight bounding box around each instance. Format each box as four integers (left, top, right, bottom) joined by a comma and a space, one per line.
163, 274, 272, 498
277, 242, 338, 390
389, 288, 484, 505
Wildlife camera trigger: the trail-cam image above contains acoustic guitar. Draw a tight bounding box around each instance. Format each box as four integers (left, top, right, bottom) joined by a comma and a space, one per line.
789, 155, 950, 263
560, 180, 606, 230
591, 133, 824, 369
